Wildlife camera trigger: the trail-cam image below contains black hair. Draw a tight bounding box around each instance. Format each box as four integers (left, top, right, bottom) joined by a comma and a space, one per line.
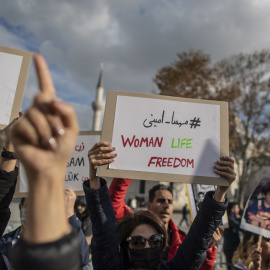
227, 202, 238, 212
148, 184, 173, 203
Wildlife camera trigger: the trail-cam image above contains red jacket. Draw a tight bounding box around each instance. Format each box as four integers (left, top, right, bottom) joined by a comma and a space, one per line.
109, 178, 217, 270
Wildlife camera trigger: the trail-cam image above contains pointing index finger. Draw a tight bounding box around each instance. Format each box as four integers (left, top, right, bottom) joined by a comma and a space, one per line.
34, 53, 55, 96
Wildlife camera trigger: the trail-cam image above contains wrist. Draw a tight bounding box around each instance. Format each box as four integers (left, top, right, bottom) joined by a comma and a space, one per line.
4, 143, 15, 152
213, 189, 226, 203
90, 177, 101, 190
26, 167, 66, 186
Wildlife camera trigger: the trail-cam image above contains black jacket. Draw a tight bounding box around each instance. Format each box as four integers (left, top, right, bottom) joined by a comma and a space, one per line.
0, 168, 18, 237
83, 178, 227, 270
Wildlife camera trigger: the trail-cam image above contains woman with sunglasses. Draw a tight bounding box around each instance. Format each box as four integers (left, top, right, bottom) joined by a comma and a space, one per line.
232, 232, 270, 270
84, 141, 236, 270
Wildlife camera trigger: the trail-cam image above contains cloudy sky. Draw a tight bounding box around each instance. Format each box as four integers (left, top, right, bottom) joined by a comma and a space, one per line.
1, 0, 270, 130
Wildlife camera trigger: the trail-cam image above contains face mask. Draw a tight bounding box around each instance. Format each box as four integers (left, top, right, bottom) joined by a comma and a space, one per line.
129, 247, 162, 269
20, 207, 27, 227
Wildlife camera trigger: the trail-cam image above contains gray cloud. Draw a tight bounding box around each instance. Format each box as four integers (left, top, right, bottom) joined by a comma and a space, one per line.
1, 0, 270, 129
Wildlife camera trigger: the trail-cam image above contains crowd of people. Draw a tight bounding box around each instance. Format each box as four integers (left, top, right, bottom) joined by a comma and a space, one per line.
0, 53, 267, 270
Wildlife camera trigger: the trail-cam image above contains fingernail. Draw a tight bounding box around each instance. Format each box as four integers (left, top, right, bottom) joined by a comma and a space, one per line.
53, 125, 65, 136
113, 153, 117, 156
112, 147, 117, 150
43, 137, 58, 150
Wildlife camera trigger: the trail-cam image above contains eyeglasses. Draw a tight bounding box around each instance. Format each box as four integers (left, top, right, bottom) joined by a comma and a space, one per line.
126, 234, 164, 250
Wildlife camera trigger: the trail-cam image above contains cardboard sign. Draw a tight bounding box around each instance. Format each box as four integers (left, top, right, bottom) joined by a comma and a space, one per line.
186, 184, 228, 228
0, 46, 32, 129
100, 91, 229, 185
14, 131, 101, 197
240, 172, 270, 238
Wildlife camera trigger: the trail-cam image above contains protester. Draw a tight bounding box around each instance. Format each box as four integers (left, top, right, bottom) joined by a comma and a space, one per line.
75, 197, 92, 242
0, 103, 88, 269
84, 141, 236, 269
232, 231, 270, 270
75, 196, 93, 266
179, 204, 189, 227
223, 202, 242, 270
1, 190, 89, 269
109, 170, 230, 268
10, 53, 81, 270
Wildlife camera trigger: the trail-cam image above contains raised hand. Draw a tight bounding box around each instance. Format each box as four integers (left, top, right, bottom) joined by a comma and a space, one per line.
11, 53, 78, 183
209, 226, 224, 247
64, 188, 77, 218
87, 141, 116, 189
250, 243, 262, 270
10, 53, 79, 243
214, 156, 236, 202
0, 112, 23, 172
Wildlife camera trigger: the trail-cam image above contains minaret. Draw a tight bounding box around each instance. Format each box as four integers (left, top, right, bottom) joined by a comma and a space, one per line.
92, 63, 105, 131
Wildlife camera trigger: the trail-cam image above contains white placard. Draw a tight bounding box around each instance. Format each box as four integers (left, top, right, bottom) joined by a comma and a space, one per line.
240, 172, 270, 238
186, 183, 228, 228
19, 133, 100, 193
109, 96, 220, 178
0, 52, 23, 125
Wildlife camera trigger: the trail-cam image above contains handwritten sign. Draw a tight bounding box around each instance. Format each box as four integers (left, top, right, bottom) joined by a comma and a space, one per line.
100, 91, 229, 185
0, 46, 32, 129
186, 184, 228, 228
14, 131, 101, 197
240, 172, 270, 238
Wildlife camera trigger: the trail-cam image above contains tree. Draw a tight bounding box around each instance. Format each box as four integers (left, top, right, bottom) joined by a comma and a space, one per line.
154, 49, 270, 208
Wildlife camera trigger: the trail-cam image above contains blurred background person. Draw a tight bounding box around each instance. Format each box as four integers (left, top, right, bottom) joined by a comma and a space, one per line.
223, 202, 242, 270
75, 196, 92, 262
232, 231, 270, 270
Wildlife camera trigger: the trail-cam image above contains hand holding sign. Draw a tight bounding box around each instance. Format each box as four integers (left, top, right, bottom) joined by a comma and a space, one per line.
250, 243, 262, 270
87, 141, 116, 189
214, 156, 236, 202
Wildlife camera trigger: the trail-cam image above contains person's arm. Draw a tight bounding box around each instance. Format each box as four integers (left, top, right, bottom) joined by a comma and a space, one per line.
65, 188, 89, 267
200, 227, 224, 270
166, 156, 236, 270
84, 141, 120, 270
165, 191, 227, 270
11, 53, 80, 270
109, 178, 132, 221
248, 214, 266, 228
0, 113, 23, 236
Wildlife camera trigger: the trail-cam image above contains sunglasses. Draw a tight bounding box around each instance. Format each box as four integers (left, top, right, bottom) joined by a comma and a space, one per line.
126, 234, 164, 250
263, 236, 270, 242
